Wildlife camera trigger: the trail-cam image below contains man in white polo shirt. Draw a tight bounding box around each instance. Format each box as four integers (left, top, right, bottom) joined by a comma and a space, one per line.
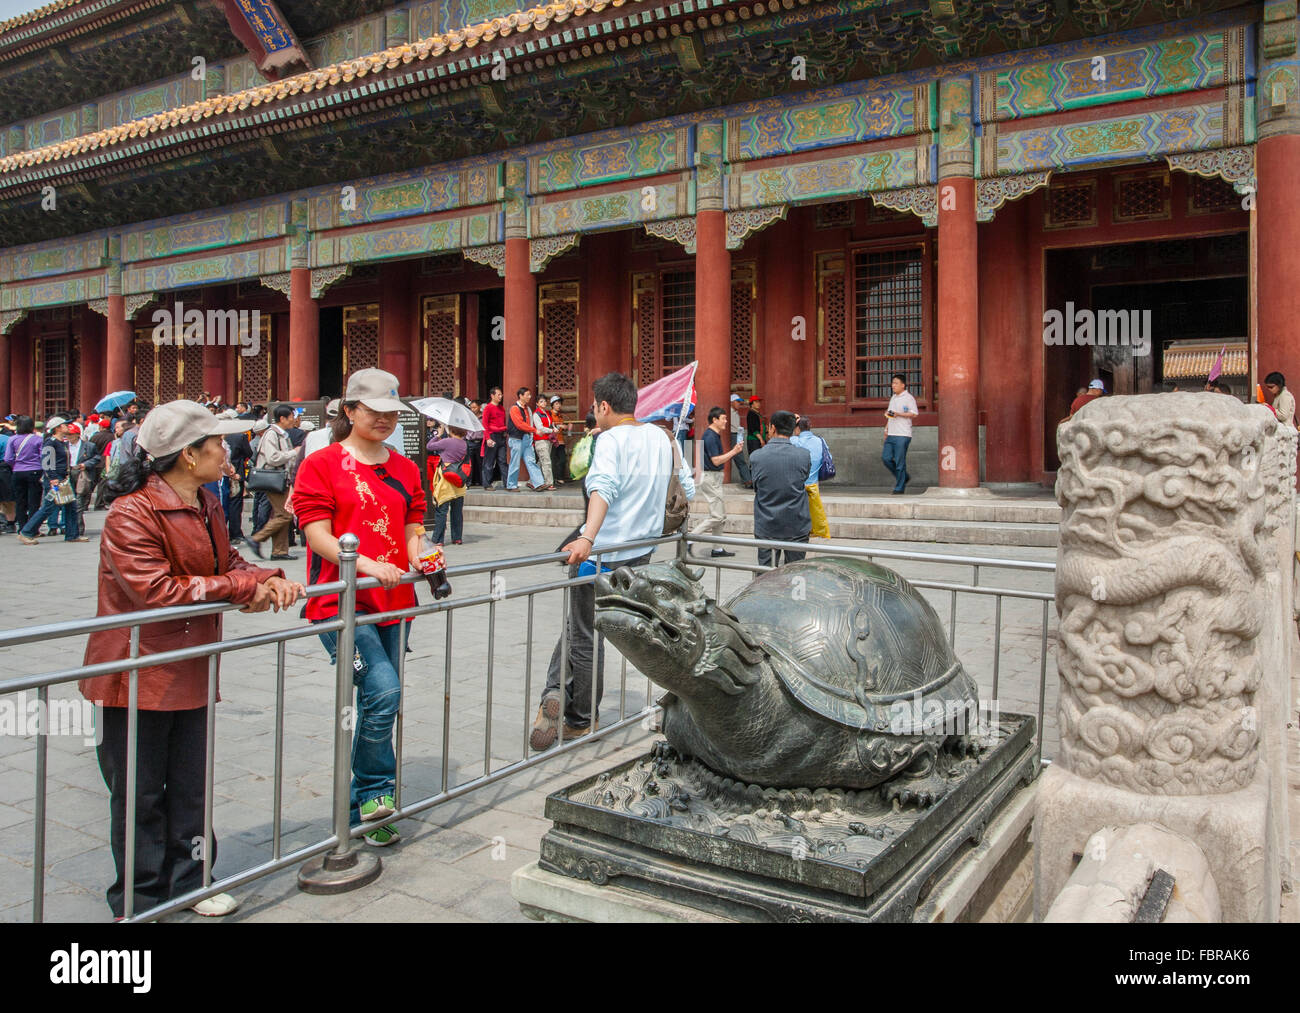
882, 373, 918, 495
532, 372, 695, 748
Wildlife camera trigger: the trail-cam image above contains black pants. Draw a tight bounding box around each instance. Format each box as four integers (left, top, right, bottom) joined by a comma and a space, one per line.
251, 491, 270, 536
481, 438, 508, 488
97, 706, 213, 919
466, 441, 483, 487
551, 442, 569, 483
758, 534, 808, 568
13, 470, 42, 531
227, 481, 245, 540
544, 552, 652, 729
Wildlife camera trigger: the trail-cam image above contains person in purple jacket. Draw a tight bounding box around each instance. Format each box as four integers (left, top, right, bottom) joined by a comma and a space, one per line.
426, 425, 468, 546
3, 416, 44, 532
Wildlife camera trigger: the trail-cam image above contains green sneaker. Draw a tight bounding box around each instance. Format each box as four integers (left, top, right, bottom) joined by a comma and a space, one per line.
364, 823, 400, 847
359, 794, 395, 822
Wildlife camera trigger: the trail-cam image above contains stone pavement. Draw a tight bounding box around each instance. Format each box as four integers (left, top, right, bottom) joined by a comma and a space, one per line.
0, 509, 1057, 923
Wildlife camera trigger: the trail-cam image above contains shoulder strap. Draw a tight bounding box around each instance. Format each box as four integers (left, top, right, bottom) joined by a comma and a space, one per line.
372, 464, 414, 510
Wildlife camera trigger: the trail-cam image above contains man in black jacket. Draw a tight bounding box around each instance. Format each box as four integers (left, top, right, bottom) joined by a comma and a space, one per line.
749, 409, 811, 568
17, 417, 86, 543
225, 426, 255, 540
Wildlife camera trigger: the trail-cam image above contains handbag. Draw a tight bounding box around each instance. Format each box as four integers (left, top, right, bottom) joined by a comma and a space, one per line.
568, 433, 594, 479
662, 435, 690, 535
432, 459, 470, 505
246, 468, 287, 494
51, 481, 76, 505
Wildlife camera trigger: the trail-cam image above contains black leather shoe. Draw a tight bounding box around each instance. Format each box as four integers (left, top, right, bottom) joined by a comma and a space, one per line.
244, 536, 266, 559
269, 553, 299, 561
710, 548, 736, 558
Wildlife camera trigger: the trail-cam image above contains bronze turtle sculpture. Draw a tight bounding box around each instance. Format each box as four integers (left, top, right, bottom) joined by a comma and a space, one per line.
594, 557, 985, 804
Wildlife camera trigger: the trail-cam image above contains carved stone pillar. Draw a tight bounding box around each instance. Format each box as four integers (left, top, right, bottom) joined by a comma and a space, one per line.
1034, 393, 1291, 922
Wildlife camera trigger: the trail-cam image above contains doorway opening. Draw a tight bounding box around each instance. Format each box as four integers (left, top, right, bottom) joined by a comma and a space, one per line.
476, 289, 504, 398
318, 306, 344, 398
1042, 233, 1247, 471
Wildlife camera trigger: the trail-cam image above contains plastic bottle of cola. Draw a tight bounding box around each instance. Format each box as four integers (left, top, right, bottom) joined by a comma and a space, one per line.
417, 532, 452, 600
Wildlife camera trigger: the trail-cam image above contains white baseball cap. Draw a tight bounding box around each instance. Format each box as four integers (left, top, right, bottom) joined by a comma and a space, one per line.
344, 368, 404, 413
1088, 379, 1106, 391
137, 400, 252, 457
729, 394, 742, 402
46, 416, 68, 429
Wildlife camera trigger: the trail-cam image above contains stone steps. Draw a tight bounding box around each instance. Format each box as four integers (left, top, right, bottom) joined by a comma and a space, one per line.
461, 487, 1060, 548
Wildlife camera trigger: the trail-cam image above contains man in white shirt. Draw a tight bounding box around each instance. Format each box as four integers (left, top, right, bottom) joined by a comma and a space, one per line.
728, 393, 751, 485
882, 373, 919, 495
532, 372, 694, 748
246, 404, 299, 560
302, 399, 339, 458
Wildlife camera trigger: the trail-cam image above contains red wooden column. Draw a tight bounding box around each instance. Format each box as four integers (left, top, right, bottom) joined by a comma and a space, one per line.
0, 327, 10, 411
758, 215, 804, 414
503, 235, 538, 396
694, 210, 730, 431
379, 260, 417, 393
937, 175, 980, 488
11, 320, 34, 416
582, 230, 625, 389
979, 199, 1032, 482
80, 309, 105, 408
203, 342, 227, 402
105, 295, 133, 394
288, 267, 319, 400
1256, 133, 1300, 398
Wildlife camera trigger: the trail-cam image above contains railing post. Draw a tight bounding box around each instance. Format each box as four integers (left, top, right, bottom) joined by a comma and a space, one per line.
298, 533, 382, 894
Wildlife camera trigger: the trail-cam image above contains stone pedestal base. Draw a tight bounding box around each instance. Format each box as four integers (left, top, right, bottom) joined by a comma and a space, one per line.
1033, 763, 1279, 923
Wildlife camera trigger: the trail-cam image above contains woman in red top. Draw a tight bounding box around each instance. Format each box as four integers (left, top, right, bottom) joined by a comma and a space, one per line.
291, 369, 425, 847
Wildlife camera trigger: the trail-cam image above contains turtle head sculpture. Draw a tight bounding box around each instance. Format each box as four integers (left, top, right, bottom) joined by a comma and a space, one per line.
594, 559, 764, 698
595, 557, 986, 805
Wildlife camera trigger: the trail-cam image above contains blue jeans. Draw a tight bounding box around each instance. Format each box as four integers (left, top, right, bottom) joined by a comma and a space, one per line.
882, 435, 911, 493
316, 620, 408, 826
506, 435, 542, 490
432, 497, 463, 543
21, 483, 79, 539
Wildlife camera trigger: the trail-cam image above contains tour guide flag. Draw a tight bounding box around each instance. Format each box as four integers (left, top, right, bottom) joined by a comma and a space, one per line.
636, 362, 698, 429
1207, 344, 1226, 383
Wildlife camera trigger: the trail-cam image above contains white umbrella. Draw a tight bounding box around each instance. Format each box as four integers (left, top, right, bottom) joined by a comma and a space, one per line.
410, 396, 484, 434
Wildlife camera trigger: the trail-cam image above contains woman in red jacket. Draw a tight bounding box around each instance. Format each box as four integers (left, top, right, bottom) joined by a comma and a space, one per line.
81, 400, 302, 919
292, 369, 426, 847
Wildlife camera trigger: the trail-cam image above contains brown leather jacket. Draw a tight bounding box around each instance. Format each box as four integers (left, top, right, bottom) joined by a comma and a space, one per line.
80, 474, 284, 710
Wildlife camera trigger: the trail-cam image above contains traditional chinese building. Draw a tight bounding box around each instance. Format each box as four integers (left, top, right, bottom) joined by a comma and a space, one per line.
0, 0, 1291, 486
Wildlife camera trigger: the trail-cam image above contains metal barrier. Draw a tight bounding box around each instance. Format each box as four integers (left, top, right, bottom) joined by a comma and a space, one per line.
0, 529, 1055, 923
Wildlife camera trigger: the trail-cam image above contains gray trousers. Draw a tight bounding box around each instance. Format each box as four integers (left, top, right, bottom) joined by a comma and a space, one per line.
758, 534, 808, 568
544, 551, 652, 729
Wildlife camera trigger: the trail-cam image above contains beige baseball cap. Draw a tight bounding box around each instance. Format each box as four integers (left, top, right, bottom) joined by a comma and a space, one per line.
344, 369, 404, 413
325, 398, 341, 418
137, 400, 251, 457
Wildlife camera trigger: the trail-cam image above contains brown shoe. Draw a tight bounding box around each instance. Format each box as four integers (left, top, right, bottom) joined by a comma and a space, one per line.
17, 534, 38, 545
562, 718, 600, 741
529, 696, 562, 751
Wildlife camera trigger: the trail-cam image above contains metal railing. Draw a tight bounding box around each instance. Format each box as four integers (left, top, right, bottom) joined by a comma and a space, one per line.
0, 529, 1056, 922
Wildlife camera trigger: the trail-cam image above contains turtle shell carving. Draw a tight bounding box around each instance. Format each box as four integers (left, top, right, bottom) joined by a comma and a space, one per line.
593, 557, 984, 799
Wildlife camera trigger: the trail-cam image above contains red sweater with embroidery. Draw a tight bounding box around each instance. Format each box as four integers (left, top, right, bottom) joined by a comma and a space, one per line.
292, 442, 424, 623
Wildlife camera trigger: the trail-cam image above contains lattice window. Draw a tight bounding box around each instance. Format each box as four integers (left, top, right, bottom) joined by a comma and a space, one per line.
134, 330, 157, 404
183, 344, 205, 401
660, 271, 695, 372
815, 201, 854, 229
1188, 174, 1240, 215
40, 336, 68, 419
539, 282, 579, 402
1113, 169, 1170, 223
1045, 178, 1097, 229
729, 263, 756, 393
816, 252, 848, 403
157, 343, 181, 404
237, 315, 273, 403
343, 303, 380, 375
852, 245, 924, 401
631, 272, 658, 386
422, 295, 460, 397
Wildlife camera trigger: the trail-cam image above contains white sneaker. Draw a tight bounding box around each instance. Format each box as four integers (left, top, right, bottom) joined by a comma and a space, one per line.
190, 892, 238, 917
